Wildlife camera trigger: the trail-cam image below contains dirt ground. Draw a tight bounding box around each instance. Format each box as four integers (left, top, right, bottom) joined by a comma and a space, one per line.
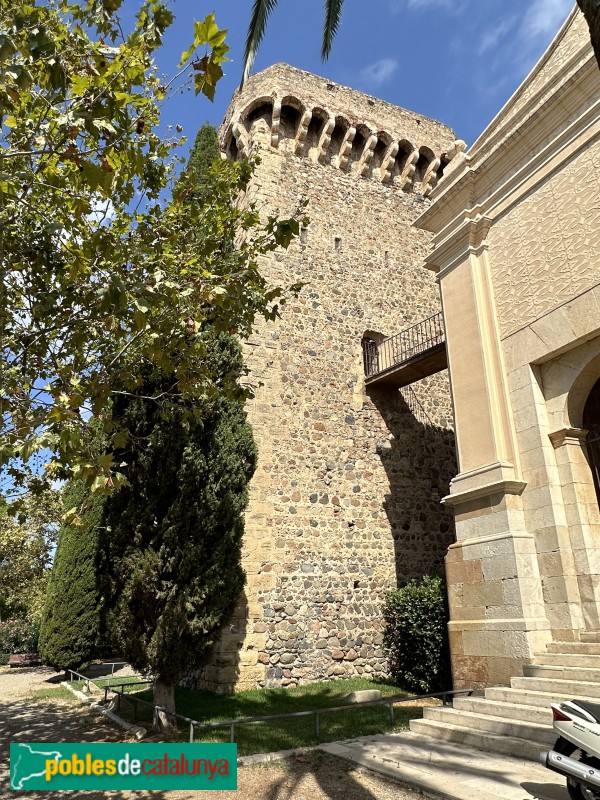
0, 666, 427, 800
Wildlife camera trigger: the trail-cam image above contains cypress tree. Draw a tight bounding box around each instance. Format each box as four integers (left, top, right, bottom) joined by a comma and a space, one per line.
176, 122, 221, 206
38, 481, 106, 671
106, 125, 256, 728
106, 335, 256, 726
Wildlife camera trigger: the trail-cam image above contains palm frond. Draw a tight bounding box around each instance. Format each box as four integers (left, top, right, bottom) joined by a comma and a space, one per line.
242, 0, 280, 87
321, 0, 344, 60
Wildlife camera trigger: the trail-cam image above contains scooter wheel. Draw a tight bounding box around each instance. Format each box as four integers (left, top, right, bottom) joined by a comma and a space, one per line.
566, 779, 600, 800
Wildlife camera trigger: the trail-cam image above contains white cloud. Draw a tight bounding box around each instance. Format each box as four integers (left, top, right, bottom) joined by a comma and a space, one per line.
407, 0, 453, 7
521, 0, 574, 42
388, 0, 465, 15
359, 58, 398, 87
477, 16, 518, 56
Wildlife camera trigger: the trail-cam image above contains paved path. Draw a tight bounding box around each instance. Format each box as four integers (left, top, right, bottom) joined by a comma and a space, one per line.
0, 665, 574, 799
0, 667, 422, 799
321, 732, 570, 800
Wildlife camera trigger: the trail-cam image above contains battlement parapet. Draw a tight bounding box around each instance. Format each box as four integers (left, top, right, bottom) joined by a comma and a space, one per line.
221, 63, 464, 196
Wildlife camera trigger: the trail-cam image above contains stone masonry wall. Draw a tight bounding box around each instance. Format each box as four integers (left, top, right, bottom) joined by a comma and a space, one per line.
189, 65, 458, 691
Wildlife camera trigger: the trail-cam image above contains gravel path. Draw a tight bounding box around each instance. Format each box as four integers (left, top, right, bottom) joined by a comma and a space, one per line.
0, 666, 426, 799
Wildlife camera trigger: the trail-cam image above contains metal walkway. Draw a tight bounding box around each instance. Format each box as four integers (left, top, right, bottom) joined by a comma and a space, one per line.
363, 311, 447, 388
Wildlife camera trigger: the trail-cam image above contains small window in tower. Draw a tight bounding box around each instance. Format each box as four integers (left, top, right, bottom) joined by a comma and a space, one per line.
300, 227, 308, 246
334, 236, 341, 251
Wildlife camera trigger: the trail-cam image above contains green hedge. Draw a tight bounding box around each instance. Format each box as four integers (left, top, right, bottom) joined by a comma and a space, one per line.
383, 575, 452, 693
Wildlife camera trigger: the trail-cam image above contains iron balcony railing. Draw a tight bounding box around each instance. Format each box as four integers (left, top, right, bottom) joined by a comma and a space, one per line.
363, 311, 445, 379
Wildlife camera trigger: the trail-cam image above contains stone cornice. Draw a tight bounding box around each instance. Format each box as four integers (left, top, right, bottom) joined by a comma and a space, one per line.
423, 214, 492, 276
442, 478, 527, 507
415, 10, 597, 248
549, 427, 589, 448
468, 6, 586, 164
418, 60, 600, 275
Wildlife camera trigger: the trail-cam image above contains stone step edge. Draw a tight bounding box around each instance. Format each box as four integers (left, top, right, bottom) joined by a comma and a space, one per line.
454, 697, 552, 720
525, 663, 600, 675
409, 719, 547, 760
486, 687, 600, 706
513, 676, 600, 690
425, 706, 552, 736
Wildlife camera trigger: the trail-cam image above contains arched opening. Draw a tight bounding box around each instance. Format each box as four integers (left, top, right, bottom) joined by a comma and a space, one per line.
347, 128, 367, 173
280, 102, 302, 140
370, 137, 389, 177
583, 377, 600, 508
413, 146, 435, 191
390, 140, 414, 187
436, 155, 450, 183
324, 118, 348, 165
224, 132, 239, 161
246, 102, 272, 127
305, 109, 327, 157
242, 99, 273, 144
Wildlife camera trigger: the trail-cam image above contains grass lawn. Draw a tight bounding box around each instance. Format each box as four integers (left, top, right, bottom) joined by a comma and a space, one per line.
71, 676, 151, 694
28, 685, 78, 702
115, 678, 439, 755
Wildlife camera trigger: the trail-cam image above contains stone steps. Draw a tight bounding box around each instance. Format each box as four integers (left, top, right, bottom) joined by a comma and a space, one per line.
419, 705, 555, 744
533, 652, 600, 667
546, 641, 600, 655
511, 675, 600, 698
408, 636, 600, 762
523, 663, 600, 682
581, 632, 600, 643
452, 696, 552, 725
409, 718, 547, 762
485, 685, 600, 709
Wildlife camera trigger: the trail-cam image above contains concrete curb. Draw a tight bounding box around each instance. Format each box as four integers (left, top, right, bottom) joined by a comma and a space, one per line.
238, 745, 320, 766
63, 682, 93, 704
320, 743, 453, 800
63, 682, 147, 740
89, 700, 147, 740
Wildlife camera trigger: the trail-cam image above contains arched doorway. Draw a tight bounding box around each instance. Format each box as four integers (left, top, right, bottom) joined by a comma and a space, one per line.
583, 377, 600, 508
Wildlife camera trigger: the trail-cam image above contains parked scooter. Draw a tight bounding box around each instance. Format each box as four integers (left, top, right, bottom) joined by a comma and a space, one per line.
541, 700, 600, 800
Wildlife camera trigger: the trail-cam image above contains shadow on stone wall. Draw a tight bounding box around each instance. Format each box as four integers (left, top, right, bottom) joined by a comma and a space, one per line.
183, 592, 249, 694
367, 385, 457, 585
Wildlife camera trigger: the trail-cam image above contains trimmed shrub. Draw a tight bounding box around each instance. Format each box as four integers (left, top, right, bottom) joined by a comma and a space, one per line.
383, 575, 452, 693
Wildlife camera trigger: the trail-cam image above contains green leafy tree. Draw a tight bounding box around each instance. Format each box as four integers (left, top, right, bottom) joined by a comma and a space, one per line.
0, 479, 61, 622
242, 1, 600, 85
0, 1, 302, 507
105, 334, 256, 730
38, 480, 107, 671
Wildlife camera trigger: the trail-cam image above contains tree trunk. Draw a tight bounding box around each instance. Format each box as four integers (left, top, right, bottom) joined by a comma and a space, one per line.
577, 0, 600, 70
153, 679, 177, 734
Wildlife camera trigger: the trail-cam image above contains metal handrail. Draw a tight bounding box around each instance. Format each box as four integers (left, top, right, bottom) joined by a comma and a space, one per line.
108, 685, 472, 744
68, 669, 103, 695
69, 668, 146, 695
363, 311, 445, 379
108, 686, 198, 742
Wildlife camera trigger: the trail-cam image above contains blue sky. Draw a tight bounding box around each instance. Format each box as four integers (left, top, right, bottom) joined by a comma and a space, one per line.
148, 0, 577, 153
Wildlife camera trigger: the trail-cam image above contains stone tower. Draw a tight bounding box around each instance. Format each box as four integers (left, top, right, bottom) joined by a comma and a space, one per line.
191, 64, 460, 691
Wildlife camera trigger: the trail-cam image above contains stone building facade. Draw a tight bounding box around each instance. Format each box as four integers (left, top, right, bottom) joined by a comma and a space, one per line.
415, 6, 600, 689
191, 64, 460, 691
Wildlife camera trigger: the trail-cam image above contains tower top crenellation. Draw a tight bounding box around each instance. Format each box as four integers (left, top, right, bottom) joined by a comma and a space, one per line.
220, 63, 463, 196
